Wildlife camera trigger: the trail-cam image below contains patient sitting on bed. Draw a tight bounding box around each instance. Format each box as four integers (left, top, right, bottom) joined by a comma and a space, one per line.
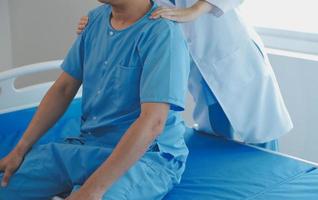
0, 0, 190, 199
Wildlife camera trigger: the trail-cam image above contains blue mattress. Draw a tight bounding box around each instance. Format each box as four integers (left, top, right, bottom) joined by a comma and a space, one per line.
1, 99, 318, 199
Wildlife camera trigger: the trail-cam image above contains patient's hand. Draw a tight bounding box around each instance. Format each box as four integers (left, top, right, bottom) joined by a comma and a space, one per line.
77, 16, 89, 35
0, 149, 24, 187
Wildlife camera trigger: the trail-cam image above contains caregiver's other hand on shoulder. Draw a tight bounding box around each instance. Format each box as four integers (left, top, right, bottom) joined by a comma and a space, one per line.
77, 15, 89, 35
0, 148, 24, 187
150, 0, 213, 22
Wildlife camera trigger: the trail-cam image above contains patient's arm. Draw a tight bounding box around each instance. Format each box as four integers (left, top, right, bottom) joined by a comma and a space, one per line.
17, 72, 81, 154
66, 103, 169, 200
0, 72, 81, 187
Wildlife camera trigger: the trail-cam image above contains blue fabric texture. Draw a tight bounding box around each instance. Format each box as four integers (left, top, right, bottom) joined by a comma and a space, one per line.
0, 100, 185, 200
0, 99, 82, 159
0, 139, 184, 200
1, 101, 318, 199
165, 130, 318, 200
61, 3, 190, 161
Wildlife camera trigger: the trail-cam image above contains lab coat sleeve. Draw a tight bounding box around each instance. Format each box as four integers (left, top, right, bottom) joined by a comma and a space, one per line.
138, 20, 190, 111
204, 0, 244, 16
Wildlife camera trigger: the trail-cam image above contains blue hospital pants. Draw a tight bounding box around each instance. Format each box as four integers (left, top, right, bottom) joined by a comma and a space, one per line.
0, 138, 185, 200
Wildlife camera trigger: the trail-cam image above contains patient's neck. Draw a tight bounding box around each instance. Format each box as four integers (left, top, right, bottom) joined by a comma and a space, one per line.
110, 0, 152, 30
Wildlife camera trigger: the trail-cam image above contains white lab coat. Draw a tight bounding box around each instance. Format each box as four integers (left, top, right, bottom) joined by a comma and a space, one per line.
156, 0, 293, 143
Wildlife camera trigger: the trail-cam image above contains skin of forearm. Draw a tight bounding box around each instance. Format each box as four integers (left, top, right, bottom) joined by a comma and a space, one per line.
82, 104, 169, 194
15, 74, 81, 156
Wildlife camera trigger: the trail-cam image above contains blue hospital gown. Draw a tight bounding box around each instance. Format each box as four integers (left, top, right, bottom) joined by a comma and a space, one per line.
0, 2, 190, 200
61, 3, 190, 161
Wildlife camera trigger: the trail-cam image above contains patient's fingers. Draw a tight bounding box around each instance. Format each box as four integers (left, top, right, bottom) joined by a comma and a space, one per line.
1, 167, 13, 187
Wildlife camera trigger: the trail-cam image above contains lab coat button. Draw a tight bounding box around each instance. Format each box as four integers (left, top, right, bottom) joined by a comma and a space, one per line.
109, 31, 114, 36
93, 116, 97, 120
104, 61, 108, 65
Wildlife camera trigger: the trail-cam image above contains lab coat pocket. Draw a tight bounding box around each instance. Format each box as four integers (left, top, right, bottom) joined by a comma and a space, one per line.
213, 43, 256, 90
114, 65, 142, 112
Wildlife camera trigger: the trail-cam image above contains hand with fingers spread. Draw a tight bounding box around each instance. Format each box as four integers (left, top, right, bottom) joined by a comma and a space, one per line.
149, 1, 213, 22
0, 149, 25, 187
77, 16, 89, 35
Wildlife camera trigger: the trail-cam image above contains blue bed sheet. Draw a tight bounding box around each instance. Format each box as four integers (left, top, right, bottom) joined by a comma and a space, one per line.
1, 99, 318, 199
165, 130, 318, 199
0, 99, 82, 158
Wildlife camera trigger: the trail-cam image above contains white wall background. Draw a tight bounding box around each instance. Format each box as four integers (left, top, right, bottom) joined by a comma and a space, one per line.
0, 0, 12, 72
8, 0, 100, 67
4, 0, 101, 86
269, 55, 318, 162
1, 1, 318, 162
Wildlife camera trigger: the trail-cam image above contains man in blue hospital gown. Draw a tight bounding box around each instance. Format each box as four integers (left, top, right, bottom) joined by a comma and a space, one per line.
0, 1, 190, 199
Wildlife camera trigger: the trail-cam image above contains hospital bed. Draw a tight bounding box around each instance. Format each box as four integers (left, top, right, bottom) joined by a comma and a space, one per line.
1, 61, 318, 199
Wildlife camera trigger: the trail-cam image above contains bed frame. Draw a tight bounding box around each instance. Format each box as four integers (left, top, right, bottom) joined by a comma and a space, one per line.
0, 60, 82, 114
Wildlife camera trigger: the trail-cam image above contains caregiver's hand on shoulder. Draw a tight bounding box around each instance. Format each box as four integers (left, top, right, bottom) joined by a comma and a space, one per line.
77, 15, 89, 35
0, 149, 24, 187
150, 0, 213, 22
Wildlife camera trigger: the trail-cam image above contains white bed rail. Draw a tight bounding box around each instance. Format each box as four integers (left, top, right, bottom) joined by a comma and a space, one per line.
0, 60, 82, 114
